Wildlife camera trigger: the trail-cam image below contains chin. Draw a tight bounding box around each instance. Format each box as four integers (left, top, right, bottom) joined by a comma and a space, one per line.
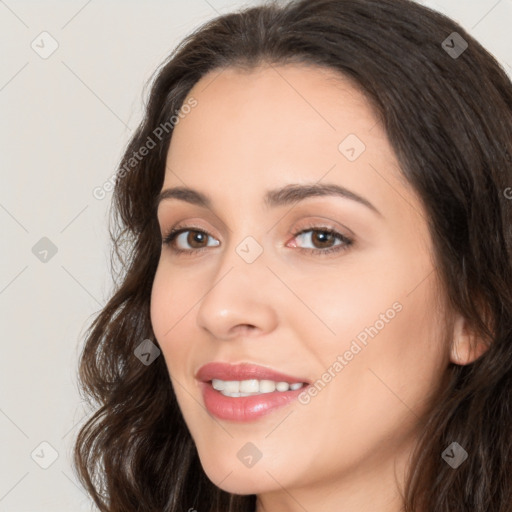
199, 455, 281, 495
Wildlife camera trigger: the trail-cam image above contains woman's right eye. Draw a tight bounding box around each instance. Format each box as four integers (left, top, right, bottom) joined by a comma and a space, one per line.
162, 227, 220, 255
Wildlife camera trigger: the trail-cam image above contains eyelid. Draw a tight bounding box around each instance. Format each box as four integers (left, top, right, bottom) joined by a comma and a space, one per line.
161, 219, 218, 240
287, 217, 354, 241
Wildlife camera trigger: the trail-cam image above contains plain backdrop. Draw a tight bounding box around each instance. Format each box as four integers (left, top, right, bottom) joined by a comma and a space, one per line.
1, 0, 511, 510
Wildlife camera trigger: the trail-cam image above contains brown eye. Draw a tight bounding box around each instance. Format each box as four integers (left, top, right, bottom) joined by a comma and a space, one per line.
162, 227, 220, 253
310, 230, 337, 249
185, 230, 208, 248
293, 228, 352, 252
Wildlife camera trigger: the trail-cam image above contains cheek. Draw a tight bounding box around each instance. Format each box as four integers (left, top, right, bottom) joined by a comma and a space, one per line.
292, 295, 447, 480
283, 255, 406, 362
150, 264, 196, 372
150, 260, 196, 335
319, 279, 446, 431
150, 266, 171, 344
294, 246, 447, 432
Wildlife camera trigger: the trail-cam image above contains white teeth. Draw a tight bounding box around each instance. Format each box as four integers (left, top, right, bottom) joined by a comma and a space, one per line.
212, 379, 225, 391
259, 380, 276, 393
223, 380, 239, 393
275, 381, 289, 392
211, 378, 305, 397
239, 379, 259, 393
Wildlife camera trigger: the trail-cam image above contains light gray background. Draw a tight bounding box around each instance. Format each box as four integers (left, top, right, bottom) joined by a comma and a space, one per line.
1, 0, 511, 510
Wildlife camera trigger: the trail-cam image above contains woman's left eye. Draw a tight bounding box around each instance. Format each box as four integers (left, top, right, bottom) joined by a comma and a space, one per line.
161, 226, 354, 257
291, 228, 353, 255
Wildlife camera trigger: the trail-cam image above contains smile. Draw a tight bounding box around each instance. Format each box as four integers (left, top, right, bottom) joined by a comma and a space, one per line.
196, 362, 311, 421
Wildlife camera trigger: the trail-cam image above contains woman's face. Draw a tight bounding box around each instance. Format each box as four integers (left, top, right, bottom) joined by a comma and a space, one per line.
151, 64, 452, 506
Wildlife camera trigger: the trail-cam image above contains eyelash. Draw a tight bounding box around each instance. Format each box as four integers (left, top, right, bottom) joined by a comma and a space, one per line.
161, 223, 354, 257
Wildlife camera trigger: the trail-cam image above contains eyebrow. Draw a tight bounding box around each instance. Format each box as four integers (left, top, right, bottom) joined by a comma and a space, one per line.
156, 183, 382, 217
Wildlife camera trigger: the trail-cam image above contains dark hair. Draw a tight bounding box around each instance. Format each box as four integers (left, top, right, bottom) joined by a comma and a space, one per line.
73, 0, 512, 510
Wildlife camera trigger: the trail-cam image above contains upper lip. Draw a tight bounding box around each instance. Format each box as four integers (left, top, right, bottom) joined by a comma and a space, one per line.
196, 362, 310, 384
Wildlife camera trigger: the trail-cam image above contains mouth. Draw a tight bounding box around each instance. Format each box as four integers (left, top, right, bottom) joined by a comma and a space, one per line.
196, 362, 311, 421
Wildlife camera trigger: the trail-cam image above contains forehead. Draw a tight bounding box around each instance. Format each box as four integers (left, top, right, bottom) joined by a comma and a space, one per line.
173, 63, 378, 149
162, 63, 415, 219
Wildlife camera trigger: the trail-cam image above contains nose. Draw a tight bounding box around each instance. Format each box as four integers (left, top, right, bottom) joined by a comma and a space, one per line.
195, 242, 279, 341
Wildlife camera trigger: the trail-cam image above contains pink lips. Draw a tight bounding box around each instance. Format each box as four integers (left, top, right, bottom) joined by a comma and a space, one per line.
196, 362, 307, 384
196, 362, 310, 422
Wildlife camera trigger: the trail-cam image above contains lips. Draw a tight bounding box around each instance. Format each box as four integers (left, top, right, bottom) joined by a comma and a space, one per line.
196, 362, 309, 384
195, 362, 311, 422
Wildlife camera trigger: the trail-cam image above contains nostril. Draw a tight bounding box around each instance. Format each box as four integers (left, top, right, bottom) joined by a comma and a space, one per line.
235, 324, 257, 336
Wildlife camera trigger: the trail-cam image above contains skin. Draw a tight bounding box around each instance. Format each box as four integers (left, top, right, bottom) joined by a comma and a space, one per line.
150, 63, 486, 512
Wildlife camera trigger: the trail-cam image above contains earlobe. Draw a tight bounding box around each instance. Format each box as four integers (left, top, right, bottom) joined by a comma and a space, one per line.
449, 314, 489, 365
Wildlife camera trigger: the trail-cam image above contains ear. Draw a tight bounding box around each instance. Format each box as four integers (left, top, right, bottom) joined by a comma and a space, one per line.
449, 313, 489, 365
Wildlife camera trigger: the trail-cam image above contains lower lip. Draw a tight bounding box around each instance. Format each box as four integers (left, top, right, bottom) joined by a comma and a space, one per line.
200, 381, 308, 422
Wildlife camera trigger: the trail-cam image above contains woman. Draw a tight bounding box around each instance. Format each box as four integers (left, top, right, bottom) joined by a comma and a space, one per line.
73, 0, 512, 510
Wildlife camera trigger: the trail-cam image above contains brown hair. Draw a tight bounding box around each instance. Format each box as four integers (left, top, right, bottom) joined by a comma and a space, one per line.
73, 0, 512, 510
